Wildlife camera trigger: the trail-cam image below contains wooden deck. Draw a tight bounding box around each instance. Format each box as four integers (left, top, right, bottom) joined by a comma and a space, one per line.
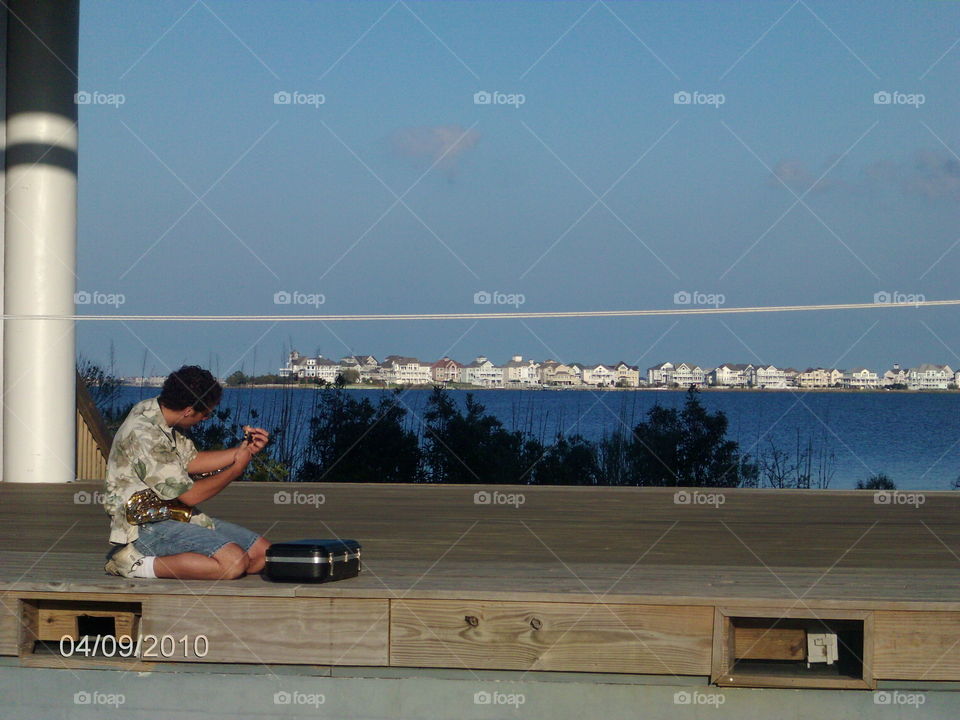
3, 482, 960, 685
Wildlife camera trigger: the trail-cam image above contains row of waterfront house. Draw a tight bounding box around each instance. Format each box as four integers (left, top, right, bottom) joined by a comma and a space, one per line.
280, 352, 642, 387
278, 352, 958, 390
648, 362, 957, 390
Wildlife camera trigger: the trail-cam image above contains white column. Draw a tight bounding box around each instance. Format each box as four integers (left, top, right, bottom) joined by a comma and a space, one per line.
3, 0, 80, 483
0, 4, 7, 481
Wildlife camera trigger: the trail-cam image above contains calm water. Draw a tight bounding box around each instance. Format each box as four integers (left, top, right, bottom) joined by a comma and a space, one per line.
111, 386, 960, 491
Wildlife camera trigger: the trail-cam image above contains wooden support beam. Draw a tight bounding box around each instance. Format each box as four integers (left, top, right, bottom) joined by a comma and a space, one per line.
734, 625, 806, 660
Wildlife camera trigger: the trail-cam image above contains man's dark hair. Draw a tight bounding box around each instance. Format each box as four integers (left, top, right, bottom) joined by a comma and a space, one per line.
158, 366, 222, 412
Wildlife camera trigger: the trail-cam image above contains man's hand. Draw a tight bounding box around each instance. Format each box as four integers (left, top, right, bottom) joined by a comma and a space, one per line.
241, 426, 269, 456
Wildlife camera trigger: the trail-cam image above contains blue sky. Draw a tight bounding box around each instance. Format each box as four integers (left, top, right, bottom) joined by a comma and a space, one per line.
76, 1, 960, 377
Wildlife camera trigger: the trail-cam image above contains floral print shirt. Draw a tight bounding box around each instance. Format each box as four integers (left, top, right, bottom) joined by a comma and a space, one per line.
103, 398, 215, 544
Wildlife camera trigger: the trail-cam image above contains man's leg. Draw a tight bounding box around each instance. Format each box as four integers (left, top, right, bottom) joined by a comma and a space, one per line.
203, 518, 270, 574
120, 519, 267, 580
245, 537, 272, 574
154, 542, 249, 580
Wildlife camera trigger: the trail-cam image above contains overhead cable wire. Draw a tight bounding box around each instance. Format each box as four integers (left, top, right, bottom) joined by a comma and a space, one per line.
3, 299, 959, 322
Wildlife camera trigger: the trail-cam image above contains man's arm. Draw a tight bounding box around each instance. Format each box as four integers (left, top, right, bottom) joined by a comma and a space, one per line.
186, 427, 269, 475
178, 447, 251, 505
185, 448, 237, 475
178, 427, 269, 506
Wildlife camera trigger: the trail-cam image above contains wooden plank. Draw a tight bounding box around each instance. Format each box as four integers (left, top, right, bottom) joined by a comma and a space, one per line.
18, 653, 161, 671
36, 607, 137, 641
142, 596, 389, 665
390, 599, 713, 674
864, 612, 875, 687
874, 611, 960, 680
711, 606, 732, 681
734, 625, 805, 660
0, 597, 21, 656
716, 674, 871, 690
19, 599, 38, 658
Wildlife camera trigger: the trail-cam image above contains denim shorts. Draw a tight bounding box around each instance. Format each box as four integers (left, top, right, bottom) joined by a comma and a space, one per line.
132, 517, 261, 558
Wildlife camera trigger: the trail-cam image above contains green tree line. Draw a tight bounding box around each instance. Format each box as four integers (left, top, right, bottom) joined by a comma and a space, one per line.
289, 386, 759, 486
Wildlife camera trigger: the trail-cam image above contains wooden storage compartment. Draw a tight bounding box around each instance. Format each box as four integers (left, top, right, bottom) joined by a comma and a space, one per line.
20, 598, 142, 661
713, 607, 874, 689
35, 600, 139, 641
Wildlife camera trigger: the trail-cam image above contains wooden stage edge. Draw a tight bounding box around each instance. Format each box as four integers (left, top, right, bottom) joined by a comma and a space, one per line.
3, 481, 960, 687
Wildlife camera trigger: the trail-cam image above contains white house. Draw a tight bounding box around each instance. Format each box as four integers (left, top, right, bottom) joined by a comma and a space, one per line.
462, 357, 504, 387
381, 356, 433, 385
568, 364, 587, 385
710, 364, 754, 387
908, 363, 954, 390
754, 365, 786, 389
797, 368, 829, 388
647, 362, 674, 386
842, 367, 880, 389
281, 351, 341, 383
672, 362, 706, 387
313, 357, 341, 384
582, 364, 616, 386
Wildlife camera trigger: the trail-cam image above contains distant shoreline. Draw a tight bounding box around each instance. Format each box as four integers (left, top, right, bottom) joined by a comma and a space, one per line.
121, 383, 957, 394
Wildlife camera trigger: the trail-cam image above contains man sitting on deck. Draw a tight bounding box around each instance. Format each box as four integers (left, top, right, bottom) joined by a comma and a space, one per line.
101, 365, 271, 579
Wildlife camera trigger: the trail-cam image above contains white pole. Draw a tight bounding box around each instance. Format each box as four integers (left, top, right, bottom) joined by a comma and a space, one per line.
0, 3, 7, 482
3, 0, 79, 483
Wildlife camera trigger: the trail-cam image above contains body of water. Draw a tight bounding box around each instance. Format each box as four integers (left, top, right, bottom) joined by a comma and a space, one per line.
110, 385, 959, 491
